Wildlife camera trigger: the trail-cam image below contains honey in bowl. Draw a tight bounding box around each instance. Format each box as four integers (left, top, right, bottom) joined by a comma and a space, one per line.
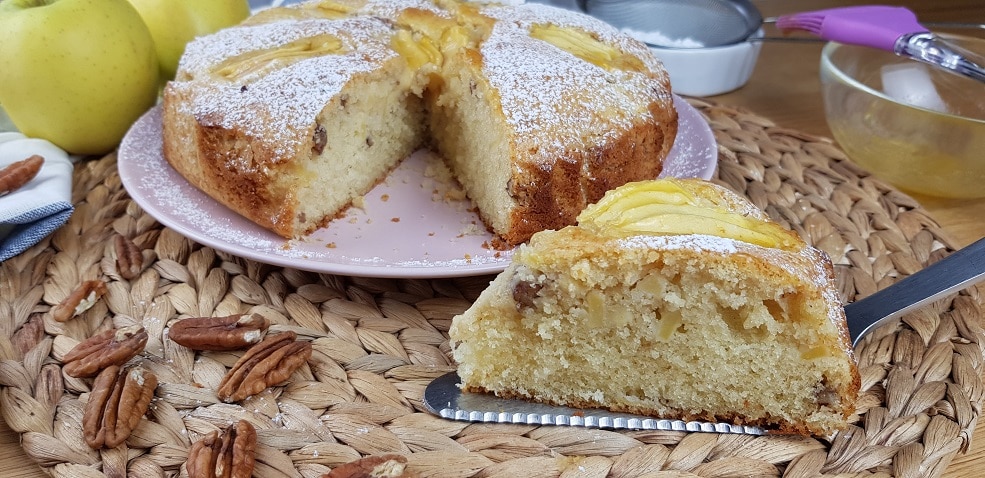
820, 34, 985, 199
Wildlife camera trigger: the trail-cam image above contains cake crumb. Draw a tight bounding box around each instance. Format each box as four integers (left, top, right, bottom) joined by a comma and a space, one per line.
326, 242, 337, 249
488, 236, 510, 251
423, 158, 468, 204
444, 188, 467, 201
459, 222, 482, 237
481, 241, 506, 258
391, 217, 400, 222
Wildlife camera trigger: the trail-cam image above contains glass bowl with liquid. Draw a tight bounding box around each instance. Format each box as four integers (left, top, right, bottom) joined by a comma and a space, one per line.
820, 34, 985, 198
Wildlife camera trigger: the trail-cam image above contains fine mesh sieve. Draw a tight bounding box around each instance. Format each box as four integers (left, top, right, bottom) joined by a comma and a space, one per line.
578, 0, 763, 48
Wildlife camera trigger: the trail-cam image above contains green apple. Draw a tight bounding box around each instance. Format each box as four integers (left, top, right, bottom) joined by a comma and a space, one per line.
127, 0, 251, 81
0, 0, 159, 156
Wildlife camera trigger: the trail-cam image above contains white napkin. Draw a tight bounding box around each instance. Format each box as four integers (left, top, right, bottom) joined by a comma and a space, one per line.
0, 132, 74, 262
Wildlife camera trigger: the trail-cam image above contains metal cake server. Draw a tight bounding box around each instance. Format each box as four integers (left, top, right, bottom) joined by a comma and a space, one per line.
424, 237, 985, 435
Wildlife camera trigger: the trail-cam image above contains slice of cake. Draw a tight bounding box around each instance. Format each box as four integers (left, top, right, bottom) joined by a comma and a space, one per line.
449, 178, 860, 436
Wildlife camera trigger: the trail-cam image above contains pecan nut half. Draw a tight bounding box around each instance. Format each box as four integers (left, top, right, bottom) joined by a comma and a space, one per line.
63, 325, 148, 378
216, 332, 311, 402
168, 313, 269, 351
51, 280, 108, 323
114, 234, 144, 280
83, 365, 157, 449
324, 454, 415, 478
186, 420, 257, 478
0, 154, 43, 196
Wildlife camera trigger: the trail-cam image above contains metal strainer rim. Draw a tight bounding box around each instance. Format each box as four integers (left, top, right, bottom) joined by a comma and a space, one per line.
577, 0, 764, 48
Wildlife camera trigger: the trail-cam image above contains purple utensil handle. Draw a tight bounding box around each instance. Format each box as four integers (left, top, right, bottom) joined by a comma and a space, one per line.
779, 6, 929, 52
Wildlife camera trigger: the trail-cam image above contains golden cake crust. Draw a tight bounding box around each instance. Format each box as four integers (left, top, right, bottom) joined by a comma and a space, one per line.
504, 111, 674, 245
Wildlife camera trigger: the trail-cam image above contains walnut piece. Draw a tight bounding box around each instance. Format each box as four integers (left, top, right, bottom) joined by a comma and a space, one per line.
168, 313, 269, 351
324, 454, 416, 478
62, 325, 148, 378
0, 154, 43, 196
511, 279, 543, 311
186, 420, 257, 478
216, 332, 311, 402
51, 279, 108, 323
82, 365, 157, 449
312, 123, 327, 155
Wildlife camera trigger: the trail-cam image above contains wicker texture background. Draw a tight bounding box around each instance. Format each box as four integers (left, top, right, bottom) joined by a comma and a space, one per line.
0, 99, 982, 477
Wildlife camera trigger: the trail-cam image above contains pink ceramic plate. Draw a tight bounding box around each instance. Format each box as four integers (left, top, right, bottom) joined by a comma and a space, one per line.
118, 95, 716, 278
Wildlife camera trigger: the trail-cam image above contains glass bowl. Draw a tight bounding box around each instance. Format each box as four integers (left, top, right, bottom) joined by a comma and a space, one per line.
820, 34, 985, 198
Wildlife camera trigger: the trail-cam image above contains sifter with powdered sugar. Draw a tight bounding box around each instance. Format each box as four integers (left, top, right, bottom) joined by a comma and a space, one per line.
574, 0, 765, 96
579, 0, 763, 48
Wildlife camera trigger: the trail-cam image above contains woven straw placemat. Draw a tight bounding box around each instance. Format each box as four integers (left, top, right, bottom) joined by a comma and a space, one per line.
1, 99, 982, 478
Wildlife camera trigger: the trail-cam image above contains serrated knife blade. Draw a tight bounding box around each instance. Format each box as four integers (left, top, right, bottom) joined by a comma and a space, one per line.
424, 237, 985, 434
424, 370, 768, 434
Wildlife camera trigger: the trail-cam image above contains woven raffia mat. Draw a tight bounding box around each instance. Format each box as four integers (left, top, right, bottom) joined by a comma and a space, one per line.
1, 98, 983, 478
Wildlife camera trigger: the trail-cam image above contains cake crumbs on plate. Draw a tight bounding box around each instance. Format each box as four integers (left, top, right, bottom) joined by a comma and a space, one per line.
458, 222, 483, 237
487, 236, 510, 251
351, 195, 366, 210
423, 158, 468, 204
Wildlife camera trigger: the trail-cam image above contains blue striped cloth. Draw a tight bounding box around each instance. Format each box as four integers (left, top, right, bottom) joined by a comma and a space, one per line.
0, 133, 75, 263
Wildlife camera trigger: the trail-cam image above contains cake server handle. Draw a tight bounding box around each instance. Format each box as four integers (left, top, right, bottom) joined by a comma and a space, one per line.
845, 236, 985, 346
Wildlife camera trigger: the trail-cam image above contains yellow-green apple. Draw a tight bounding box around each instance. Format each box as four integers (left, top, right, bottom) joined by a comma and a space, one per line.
126, 0, 251, 81
0, 0, 160, 155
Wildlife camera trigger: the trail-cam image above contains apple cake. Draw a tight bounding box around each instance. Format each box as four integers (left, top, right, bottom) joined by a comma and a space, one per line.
449, 178, 860, 436
161, 0, 677, 245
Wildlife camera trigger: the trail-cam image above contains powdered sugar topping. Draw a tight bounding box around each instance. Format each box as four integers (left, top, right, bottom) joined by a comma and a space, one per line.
174, 16, 395, 161
617, 234, 739, 255
479, 3, 673, 156
174, 0, 675, 163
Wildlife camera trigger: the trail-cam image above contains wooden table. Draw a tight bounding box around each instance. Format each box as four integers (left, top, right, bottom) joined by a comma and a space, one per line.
2, 0, 984, 476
